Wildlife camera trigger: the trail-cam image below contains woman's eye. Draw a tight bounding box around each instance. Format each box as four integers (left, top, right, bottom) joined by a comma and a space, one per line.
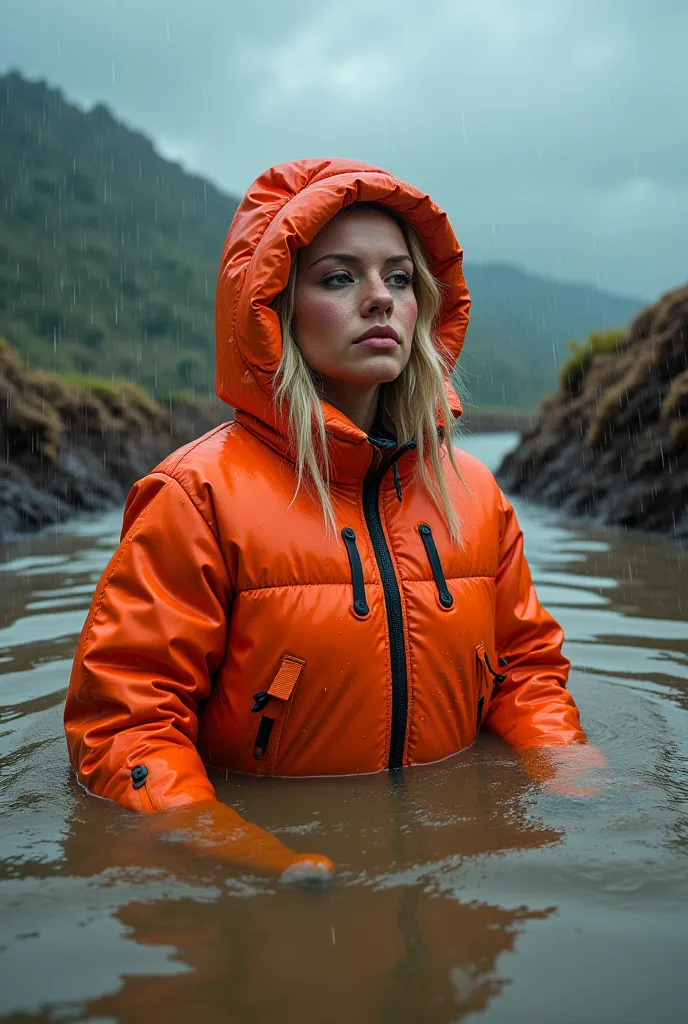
322, 272, 352, 286
322, 271, 414, 287
389, 272, 414, 287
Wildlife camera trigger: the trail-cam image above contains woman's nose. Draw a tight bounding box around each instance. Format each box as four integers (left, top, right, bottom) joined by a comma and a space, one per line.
362, 278, 394, 317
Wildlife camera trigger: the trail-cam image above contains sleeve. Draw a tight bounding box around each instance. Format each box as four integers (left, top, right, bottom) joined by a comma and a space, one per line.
63, 471, 231, 813
483, 490, 587, 748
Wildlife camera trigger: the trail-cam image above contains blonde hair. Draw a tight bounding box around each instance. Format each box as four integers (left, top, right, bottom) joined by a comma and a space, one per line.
272, 201, 464, 542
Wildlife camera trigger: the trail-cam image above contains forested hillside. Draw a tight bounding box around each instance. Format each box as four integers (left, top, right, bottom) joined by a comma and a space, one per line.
0, 70, 237, 395
0, 70, 644, 407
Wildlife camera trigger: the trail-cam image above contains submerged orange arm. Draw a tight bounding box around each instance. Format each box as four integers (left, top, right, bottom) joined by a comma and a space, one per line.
486, 492, 587, 748
64, 472, 333, 879
485, 492, 608, 793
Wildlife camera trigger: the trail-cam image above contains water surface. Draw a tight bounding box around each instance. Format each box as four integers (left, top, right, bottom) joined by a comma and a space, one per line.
1, 433, 687, 1023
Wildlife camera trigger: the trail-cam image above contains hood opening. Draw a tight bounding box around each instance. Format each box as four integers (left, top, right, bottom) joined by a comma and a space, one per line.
215, 158, 471, 439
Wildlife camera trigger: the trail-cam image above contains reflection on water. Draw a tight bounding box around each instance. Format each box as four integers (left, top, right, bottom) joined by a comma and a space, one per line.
1, 434, 687, 1023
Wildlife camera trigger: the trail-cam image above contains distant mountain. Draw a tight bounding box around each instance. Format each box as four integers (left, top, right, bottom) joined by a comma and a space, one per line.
460, 262, 644, 408
0, 70, 646, 408
0, 70, 238, 396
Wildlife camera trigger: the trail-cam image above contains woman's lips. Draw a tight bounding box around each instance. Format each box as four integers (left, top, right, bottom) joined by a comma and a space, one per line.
355, 336, 399, 349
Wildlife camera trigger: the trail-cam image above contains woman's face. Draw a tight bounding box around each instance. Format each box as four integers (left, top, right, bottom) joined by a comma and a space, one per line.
292, 208, 418, 390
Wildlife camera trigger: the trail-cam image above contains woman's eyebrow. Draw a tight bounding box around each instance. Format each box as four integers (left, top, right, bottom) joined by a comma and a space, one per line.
308, 252, 414, 269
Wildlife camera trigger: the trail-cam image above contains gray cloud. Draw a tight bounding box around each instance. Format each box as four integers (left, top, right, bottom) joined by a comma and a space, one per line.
2, 0, 686, 300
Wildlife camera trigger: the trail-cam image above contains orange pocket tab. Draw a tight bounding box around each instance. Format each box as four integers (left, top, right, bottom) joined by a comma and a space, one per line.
254, 656, 305, 770
267, 655, 304, 702
263, 655, 304, 720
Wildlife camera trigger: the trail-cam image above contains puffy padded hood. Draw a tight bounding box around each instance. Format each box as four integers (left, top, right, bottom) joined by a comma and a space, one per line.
215, 158, 471, 437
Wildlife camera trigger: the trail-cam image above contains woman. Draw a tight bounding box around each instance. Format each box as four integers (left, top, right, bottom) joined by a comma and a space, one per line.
64, 157, 600, 884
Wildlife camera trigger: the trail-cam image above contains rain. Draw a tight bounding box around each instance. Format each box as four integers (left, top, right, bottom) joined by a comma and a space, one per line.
0, 3, 687, 1022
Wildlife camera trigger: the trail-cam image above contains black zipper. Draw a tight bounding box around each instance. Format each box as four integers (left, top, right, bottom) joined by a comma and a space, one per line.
363, 439, 415, 770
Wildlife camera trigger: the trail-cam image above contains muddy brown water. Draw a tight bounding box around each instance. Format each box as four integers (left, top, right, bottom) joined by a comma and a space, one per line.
1, 433, 686, 1024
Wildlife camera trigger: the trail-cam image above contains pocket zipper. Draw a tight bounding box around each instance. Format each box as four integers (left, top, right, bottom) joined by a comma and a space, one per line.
475, 643, 508, 737
417, 523, 453, 608
253, 715, 275, 760
251, 655, 305, 765
341, 527, 369, 617
476, 694, 485, 732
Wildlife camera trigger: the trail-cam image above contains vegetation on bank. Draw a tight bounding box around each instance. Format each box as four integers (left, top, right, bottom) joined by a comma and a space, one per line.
41, 370, 163, 413
0, 336, 173, 467
553, 320, 687, 447
497, 282, 688, 537
1, 335, 232, 537
559, 328, 627, 395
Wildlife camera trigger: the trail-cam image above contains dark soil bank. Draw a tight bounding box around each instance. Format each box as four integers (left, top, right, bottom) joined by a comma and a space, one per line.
497, 283, 688, 539
1, 336, 532, 539
0, 339, 230, 538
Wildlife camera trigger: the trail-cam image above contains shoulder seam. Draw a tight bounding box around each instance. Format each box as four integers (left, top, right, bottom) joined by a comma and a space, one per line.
150, 472, 228, 574
163, 421, 235, 475
153, 472, 232, 588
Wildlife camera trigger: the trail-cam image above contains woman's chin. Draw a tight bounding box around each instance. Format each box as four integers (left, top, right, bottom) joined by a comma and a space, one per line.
346, 356, 407, 385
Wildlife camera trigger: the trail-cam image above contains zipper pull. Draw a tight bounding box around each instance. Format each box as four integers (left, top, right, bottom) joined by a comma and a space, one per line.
251, 691, 272, 713
131, 764, 149, 789
483, 652, 507, 687
388, 440, 416, 503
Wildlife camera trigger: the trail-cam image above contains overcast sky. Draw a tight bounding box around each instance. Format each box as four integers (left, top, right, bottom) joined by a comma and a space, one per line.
2, 0, 686, 301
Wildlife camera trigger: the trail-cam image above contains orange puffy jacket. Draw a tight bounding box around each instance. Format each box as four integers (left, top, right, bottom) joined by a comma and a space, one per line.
64, 157, 586, 817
